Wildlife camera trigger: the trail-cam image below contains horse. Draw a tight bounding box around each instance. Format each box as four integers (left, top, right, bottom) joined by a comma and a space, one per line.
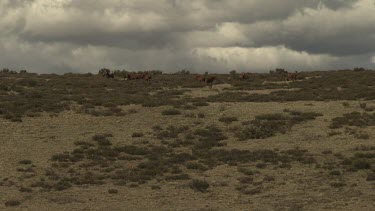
195, 75, 206, 82
126, 73, 151, 81
286, 72, 298, 81
239, 73, 248, 80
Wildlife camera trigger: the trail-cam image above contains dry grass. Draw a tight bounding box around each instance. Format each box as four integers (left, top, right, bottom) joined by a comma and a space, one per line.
1, 70, 375, 210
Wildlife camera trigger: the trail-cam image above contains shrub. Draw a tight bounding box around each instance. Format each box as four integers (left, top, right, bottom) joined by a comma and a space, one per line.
330, 182, 346, 188
237, 124, 278, 140
108, 189, 118, 194
366, 172, 375, 181
74, 141, 94, 148
181, 105, 197, 110
193, 125, 227, 151
131, 132, 144, 138
237, 111, 322, 140
161, 109, 181, 116
237, 167, 256, 176
129, 183, 139, 188
238, 176, 253, 184
322, 150, 333, 154
352, 160, 371, 170
360, 103, 367, 109
237, 186, 262, 195
186, 162, 208, 171
189, 179, 210, 192
54, 179, 72, 191
92, 134, 112, 146
263, 175, 275, 182
343, 158, 372, 171
5, 200, 21, 207
19, 187, 33, 192
192, 101, 209, 107
165, 174, 190, 181
51, 153, 71, 162
152, 125, 162, 131
19, 160, 32, 165
155, 125, 189, 140
197, 113, 205, 118
330, 170, 341, 176
256, 162, 267, 169
330, 112, 375, 129
184, 113, 196, 118
342, 102, 350, 107
128, 108, 138, 114
218, 116, 238, 124
328, 131, 342, 136
151, 185, 161, 190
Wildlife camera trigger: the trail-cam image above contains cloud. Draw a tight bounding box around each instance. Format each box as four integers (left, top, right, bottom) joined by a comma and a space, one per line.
372, 56, 375, 64
0, 0, 374, 73
193, 46, 340, 72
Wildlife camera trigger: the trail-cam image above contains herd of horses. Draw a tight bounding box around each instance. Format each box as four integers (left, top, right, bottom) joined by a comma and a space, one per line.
235, 72, 298, 81
98, 69, 152, 81
195, 75, 216, 85
98, 69, 300, 84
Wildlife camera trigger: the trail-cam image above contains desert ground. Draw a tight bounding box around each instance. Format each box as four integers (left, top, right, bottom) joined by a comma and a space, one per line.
0, 70, 375, 210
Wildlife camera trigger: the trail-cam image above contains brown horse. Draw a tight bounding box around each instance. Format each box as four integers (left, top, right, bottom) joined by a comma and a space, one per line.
205, 76, 216, 85
126, 73, 151, 81
144, 74, 152, 81
287, 72, 298, 81
195, 75, 216, 85
239, 73, 248, 80
195, 75, 205, 82
106, 72, 114, 78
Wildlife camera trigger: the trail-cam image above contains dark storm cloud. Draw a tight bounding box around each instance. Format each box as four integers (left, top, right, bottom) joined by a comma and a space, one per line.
0, 0, 374, 73
320, 0, 360, 9
236, 2, 375, 56
18, 0, 360, 45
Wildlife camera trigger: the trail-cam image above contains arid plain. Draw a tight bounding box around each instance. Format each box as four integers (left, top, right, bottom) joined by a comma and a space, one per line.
1, 70, 375, 210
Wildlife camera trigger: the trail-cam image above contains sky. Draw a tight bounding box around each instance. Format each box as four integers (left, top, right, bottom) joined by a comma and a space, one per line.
1, 0, 375, 74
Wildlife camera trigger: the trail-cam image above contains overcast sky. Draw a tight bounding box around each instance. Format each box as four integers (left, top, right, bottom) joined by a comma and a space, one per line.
1, 0, 375, 73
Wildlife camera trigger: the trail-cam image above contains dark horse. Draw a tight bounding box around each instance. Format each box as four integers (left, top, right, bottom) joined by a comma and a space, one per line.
195, 75, 216, 85
126, 73, 151, 81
